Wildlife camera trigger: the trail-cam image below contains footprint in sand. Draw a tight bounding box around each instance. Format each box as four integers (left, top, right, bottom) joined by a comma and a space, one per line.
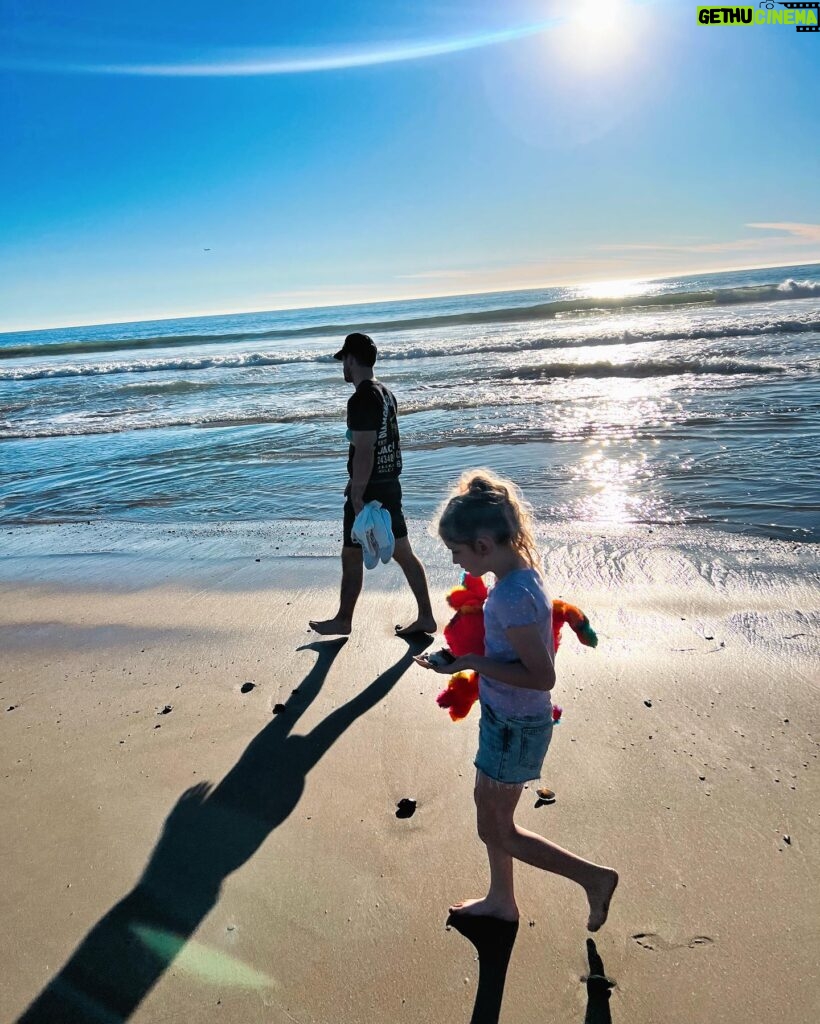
632, 933, 714, 952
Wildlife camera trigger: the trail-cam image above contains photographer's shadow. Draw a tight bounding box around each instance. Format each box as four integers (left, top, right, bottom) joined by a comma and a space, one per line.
18, 636, 429, 1024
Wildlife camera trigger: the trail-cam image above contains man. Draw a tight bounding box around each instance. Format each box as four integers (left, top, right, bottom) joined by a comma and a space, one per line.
309, 332, 436, 637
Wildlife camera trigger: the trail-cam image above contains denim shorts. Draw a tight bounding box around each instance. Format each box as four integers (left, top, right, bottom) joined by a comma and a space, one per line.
474, 700, 554, 785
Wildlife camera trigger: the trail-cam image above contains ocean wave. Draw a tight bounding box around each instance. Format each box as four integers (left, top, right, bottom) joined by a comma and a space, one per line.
112, 378, 220, 395
771, 278, 820, 298
4, 277, 819, 362
0, 360, 789, 441
2, 315, 816, 382
394, 315, 820, 361
0, 405, 342, 440
0, 351, 302, 381
495, 358, 784, 382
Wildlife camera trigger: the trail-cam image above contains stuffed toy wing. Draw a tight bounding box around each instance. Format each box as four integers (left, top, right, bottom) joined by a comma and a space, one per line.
552, 600, 598, 652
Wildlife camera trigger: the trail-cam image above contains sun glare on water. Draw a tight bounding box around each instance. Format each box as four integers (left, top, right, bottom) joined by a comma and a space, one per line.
576, 278, 649, 300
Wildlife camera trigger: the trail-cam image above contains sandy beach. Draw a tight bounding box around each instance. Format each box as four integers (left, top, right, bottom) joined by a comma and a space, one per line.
4, 2, 819, 1019
2, 522, 819, 1024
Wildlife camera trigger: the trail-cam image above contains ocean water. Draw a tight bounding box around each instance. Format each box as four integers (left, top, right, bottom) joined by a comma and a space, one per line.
2, 264, 819, 541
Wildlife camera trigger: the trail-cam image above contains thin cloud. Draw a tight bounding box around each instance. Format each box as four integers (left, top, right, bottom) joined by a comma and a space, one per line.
747, 222, 820, 243
395, 270, 473, 280
599, 223, 820, 255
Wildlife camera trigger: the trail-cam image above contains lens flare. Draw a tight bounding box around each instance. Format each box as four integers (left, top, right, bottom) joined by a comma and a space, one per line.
4, 19, 563, 76
2, 3, 655, 77
131, 924, 276, 988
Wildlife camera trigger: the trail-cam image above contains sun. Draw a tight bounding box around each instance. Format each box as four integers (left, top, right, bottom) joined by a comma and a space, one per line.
555, 0, 639, 70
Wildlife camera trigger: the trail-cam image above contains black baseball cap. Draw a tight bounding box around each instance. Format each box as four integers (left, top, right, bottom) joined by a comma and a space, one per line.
333, 332, 377, 366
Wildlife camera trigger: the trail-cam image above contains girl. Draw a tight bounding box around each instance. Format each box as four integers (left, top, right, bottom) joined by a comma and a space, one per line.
415, 470, 618, 930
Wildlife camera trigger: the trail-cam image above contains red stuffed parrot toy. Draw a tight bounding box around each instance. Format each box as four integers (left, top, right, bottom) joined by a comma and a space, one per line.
435, 573, 598, 721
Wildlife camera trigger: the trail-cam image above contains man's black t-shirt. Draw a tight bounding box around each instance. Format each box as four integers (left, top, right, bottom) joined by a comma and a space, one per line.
346, 379, 403, 482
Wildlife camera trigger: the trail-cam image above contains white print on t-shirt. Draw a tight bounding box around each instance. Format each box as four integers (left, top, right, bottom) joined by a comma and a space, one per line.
376, 391, 399, 476
377, 392, 390, 440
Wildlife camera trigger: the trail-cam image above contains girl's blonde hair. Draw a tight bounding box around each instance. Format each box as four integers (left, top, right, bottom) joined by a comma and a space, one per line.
437, 469, 542, 573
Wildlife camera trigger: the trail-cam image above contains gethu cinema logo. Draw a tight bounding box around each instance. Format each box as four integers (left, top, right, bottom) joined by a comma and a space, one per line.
697, 2, 819, 29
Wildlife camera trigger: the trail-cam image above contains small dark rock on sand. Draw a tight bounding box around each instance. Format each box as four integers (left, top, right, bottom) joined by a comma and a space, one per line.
159, 705, 173, 715
240, 682, 255, 694
272, 703, 287, 715
396, 798, 417, 818
644, 700, 653, 708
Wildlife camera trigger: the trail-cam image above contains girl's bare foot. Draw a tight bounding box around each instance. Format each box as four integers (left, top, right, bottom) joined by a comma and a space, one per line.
586, 868, 619, 932
449, 897, 519, 923
308, 617, 352, 636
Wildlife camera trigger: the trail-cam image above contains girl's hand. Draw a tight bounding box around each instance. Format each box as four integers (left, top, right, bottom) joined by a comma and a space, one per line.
413, 654, 472, 674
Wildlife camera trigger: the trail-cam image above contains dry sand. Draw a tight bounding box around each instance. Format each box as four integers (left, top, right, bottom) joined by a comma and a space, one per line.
1, 523, 819, 1023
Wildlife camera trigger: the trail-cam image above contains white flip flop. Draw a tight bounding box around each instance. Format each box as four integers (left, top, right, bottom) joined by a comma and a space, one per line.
351, 502, 383, 570
374, 505, 395, 563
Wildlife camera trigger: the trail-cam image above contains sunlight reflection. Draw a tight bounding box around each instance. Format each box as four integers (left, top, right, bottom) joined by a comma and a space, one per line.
575, 278, 650, 301
562, 372, 668, 526
547, 377, 674, 442
572, 448, 654, 525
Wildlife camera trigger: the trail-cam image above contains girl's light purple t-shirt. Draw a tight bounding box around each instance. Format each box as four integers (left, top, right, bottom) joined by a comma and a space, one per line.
480, 568, 554, 717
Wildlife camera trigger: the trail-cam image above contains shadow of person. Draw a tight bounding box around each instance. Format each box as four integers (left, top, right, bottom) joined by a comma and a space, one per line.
447, 913, 519, 1024
17, 635, 430, 1024
584, 937, 615, 1024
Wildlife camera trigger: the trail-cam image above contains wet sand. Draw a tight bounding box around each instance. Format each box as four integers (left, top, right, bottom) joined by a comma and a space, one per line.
1, 523, 818, 1023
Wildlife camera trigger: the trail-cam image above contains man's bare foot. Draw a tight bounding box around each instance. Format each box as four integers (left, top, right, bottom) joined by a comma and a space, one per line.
308, 617, 352, 636
449, 897, 519, 923
395, 617, 437, 637
586, 868, 619, 932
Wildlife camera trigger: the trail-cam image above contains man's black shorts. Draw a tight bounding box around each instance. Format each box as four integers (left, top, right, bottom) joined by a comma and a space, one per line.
343, 479, 408, 549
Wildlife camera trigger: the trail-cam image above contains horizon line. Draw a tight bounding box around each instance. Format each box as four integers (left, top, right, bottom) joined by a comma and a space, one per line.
2, 257, 819, 336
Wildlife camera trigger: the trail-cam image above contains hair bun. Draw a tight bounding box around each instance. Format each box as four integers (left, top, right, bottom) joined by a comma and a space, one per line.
465, 474, 507, 501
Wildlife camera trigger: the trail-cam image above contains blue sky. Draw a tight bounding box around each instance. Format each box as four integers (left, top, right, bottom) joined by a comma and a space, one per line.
1, 0, 818, 330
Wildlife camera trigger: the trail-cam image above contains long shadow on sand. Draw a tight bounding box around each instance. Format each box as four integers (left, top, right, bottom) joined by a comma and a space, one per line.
17, 636, 429, 1024
448, 921, 615, 1024
583, 938, 615, 1024
447, 914, 519, 1024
